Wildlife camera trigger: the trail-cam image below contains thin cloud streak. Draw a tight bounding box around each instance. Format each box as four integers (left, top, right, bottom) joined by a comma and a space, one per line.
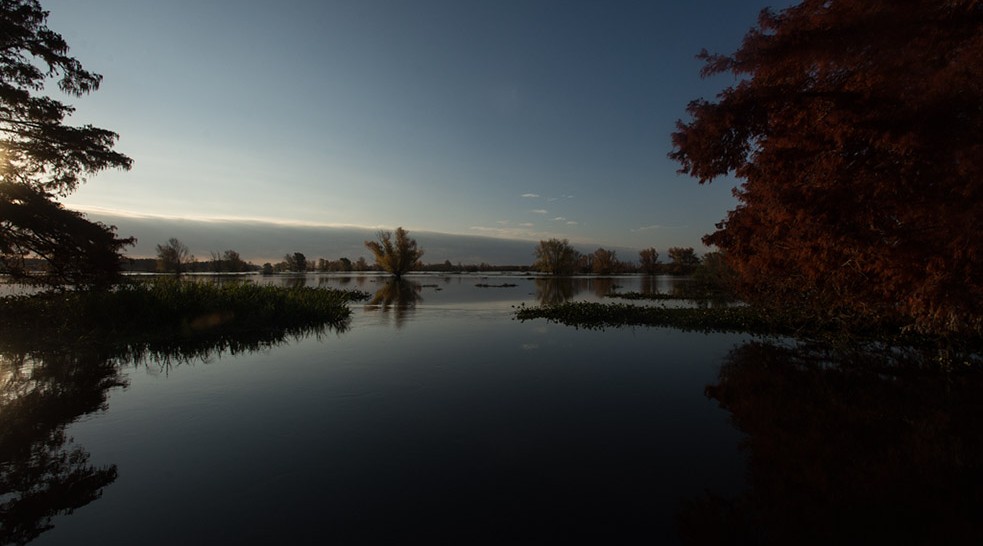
67, 204, 392, 231
631, 224, 689, 232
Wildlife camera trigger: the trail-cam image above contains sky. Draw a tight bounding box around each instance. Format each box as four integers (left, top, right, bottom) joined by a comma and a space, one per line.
45, 0, 795, 262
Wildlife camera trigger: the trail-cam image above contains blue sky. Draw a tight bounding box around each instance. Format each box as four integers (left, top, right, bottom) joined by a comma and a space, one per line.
49, 0, 793, 255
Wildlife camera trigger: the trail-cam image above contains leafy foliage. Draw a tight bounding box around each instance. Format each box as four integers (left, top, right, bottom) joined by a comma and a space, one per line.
670, 0, 983, 336
591, 248, 619, 275
666, 247, 699, 275
533, 238, 579, 276
638, 247, 660, 275
155, 237, 190, 274
0, 0, 133, 287
364, 227, 423, 279
0, 0, 132, 195
0, 182, 133, 288
282, 251, 307, 272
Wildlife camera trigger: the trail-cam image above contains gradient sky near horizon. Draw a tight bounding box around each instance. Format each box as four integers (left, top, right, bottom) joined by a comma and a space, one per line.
49, 0, 794, 251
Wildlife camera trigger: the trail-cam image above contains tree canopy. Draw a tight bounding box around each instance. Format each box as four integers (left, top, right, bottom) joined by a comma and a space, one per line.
0, 182, 133, 288
0, 0, 131, 195
670, 0, 982, 335
533, 238, 579, 276
0, 0, 133, 287
364, 227, 423, 279
638, 248, 660, 275
155, 238, 189, 274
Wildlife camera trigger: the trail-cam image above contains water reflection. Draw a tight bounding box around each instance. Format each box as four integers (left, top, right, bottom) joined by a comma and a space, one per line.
678, 341, 983, 545
0, 312, 352, 542
280, 275, 308, 289
534, 277, 575, 305
365, 279, 423, 328
0, 345, 122, 544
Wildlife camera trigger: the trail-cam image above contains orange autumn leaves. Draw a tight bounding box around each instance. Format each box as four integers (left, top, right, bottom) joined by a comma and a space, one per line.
671, 0, 982, 335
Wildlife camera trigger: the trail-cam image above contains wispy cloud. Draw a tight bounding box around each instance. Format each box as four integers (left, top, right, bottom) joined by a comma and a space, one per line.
547, 194, 574, 202
631, 224, 688, 232
566, 221, 578, 225
521, 193, 540, 198
469, 224, 576, 242
530, 209, 548, 214
552, 217, 566, 221
497, 220, 510, 225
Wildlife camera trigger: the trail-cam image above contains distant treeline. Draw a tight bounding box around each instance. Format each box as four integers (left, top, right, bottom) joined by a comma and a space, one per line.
14, 238, 708, 278
121, 252, 704, 276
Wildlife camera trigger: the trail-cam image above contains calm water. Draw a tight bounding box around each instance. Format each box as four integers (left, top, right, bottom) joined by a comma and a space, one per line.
3, 275, 981, 544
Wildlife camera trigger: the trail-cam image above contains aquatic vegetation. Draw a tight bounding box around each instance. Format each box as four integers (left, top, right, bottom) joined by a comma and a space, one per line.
514, 301, 983, 356
515, 301, 772, 334
0, 279, 370, 346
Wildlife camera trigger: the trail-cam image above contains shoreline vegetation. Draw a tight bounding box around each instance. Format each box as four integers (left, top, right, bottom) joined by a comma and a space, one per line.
0, 279, 370, 360
514, 300, 982, 365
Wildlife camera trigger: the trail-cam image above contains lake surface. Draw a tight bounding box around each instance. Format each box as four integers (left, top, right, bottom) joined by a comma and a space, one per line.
3, 274, 981, 544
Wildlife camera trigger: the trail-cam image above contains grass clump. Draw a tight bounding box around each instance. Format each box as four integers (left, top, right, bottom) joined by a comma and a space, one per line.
514, 301, 983, 360
1, 278, 370, 342
515, 302, 772, 334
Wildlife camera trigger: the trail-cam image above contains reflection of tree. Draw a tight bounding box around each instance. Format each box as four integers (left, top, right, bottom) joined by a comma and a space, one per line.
366, 279, 423, 328
0, 347, 123, 544
586, 277, 615, 298
678, 341, 983, 545
281, 275, 308, 289
534, 278, 576, 306
0, 305, 353, 542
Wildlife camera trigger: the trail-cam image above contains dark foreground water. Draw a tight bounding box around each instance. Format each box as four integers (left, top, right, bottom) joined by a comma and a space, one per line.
3, 275, 981, 545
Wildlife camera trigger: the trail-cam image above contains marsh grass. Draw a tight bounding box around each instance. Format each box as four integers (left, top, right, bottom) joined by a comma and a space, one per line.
514, 301, 983, 361
515, 302, 772, 334
0, 279, 370, 349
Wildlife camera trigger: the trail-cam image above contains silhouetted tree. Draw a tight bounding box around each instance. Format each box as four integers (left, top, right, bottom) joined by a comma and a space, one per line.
639, 247, 660, 275
0, 183, 133, 288
0, 0, 132, 194
209, 249, 247, 272
533, 238, 579, 276
364, 227, 423, 279
670, 0, 983, 335
689, 251, 737, 299
0, 0, 133, 287
666, 247, 699, 275
591, 248, 619, 275
156, 238, 190, 274
283, 252, 307, 273
224, 250, 248, 272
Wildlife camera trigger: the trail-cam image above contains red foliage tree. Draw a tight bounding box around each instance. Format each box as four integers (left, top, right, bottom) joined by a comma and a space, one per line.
670, 0, 982, 335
